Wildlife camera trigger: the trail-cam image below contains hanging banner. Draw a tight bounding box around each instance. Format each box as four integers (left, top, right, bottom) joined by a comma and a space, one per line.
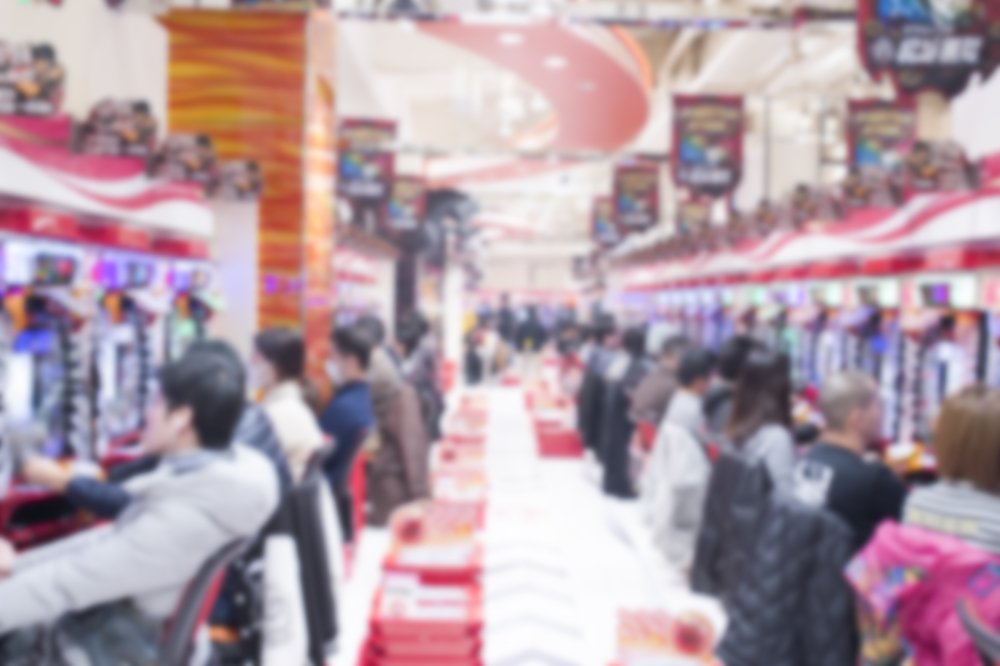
847, 99, 916, 171
0, 42, 65, 117
72, 99, 157, 158
613, 162, 660, 231
857, 0, 1000, 98
385, 175, 425, 235
592, 196, 621, 248
676, 197, 713, 237
672, 95, 744, 198
338, 118, 395, 202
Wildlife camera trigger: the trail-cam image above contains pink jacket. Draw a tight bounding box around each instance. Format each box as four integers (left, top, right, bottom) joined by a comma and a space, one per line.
846, 521, 1000, 666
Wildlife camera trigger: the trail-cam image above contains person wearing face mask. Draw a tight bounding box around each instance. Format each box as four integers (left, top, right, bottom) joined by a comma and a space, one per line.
793, 370, 906, 552
319, 324, 375, 535
0, 346, 279, 664
251, 327, 325, 483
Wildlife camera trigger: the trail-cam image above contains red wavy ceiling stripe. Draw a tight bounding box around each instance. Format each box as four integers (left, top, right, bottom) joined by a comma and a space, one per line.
420, 23, 649, 153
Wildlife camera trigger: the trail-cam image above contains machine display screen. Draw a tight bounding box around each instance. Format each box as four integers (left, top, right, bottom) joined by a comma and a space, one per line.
858, 285, 879, 307
921, 283, 951, 308
125, 261, 153, 288
33, 254, 77, 287
9, 327, 65, 457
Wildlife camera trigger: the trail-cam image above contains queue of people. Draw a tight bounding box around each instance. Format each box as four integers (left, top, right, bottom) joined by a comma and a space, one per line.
0, 312, 441, 665
561, 323, 1000, 665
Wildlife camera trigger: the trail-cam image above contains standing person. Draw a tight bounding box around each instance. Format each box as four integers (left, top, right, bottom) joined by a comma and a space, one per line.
577, 317, 617, 461
662, 347, 716, 442
703, 335, 760, 441
356, 314, 405, 428
0, 347, 279, 662
396, 312, 444, 442
793, 371, 906, 552
727, 348, 796, 490
320, 324, 375, 538
251, 327, 325, 483
497, 292, 517, 347
516, 304, 548, 380
600, 326, 651, 498
630, 335, 691, 428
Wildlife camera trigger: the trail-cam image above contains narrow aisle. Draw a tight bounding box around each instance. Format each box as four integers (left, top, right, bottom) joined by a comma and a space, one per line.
481, 386, 722, 666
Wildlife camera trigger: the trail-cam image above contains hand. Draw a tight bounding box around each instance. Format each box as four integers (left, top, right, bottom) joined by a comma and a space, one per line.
0, 538, 16, 577
21, 456, 72, 493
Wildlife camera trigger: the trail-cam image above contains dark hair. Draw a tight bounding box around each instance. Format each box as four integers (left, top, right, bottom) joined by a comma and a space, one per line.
622, 326, 647, 358
187, 339, 246, 384
159, 346, 245, 449
31, 44, 56, 63
132, 101, 151, 115
678, 348, 716, 387
254, 327, 305, 381
592, 314, 617, 345
355, 314, 386, 346
660, 334, 691, 359
396, 312, 428, 357
332, 324, 372, 371
196, 134, 213, 149
726, 348, 792, 445
717, 335, 760, 382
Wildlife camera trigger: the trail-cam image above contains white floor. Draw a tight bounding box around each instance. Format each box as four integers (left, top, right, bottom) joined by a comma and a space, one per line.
337, 386, 720, 666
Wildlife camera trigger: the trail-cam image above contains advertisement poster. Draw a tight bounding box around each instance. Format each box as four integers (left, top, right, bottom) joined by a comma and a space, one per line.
338, 118, 396, 203
73, 99, 157, 158
147, 134, 218, 187
591, 196, 621, 248
857, 0, 1000, 98
676, 197, 713, 236
386, 175, 426, 235
672, 95, 744, 198
613, 162, 660, 231
0, 42, 64, 117
847, 99, 916, 171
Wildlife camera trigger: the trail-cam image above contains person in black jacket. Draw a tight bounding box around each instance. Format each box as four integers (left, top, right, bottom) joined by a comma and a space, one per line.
516, 305, 548, 353
576, 316, 618, 460
600, 325, 651, 498
702, 335, 760, 441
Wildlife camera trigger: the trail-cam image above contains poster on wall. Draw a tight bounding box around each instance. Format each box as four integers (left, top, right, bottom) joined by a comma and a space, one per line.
147, 134, 218, 187
591, 196, 621, 248
338, 118, 396, 231
847, 99, 915, 171
676, 197, 713, 236
72, 99, 157, 158
857, 0, 1000, 98
672, 95, 744, 198
0, 42, 65, 117
613, 162, 659, 231
385, 175, 425, 235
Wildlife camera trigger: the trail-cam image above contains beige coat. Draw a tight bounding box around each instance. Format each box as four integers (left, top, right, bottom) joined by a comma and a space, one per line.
261, 381, 325, 482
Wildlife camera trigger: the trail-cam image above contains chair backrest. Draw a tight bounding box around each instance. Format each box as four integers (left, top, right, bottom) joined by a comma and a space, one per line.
159, 538, 249, 666
958, 598, 1000, 665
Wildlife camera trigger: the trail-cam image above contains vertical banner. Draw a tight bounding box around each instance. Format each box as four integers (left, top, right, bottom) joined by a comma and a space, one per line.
676, 197, 713, 236
857, 0, 1000, 98
164, 11, 308, 329
591, 196, 621, 248
672, 95, 744, 198
338, 119, 395, 197
847, 99, 916, 171
613, 161, 660, 231
385, 175, 425, 236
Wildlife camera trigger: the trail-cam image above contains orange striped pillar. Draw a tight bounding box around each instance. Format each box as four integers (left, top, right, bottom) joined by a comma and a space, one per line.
162, 10, 336, 387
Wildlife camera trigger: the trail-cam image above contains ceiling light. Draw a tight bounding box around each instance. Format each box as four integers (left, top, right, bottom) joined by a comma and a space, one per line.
498, 32, 524, 46
544, 56, 568, 70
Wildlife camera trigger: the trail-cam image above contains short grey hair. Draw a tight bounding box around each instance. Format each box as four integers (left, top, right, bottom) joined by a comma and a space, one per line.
819, 371, 878, 431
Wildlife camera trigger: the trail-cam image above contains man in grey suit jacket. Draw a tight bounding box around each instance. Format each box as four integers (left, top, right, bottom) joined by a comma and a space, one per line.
0, 344, 280, 661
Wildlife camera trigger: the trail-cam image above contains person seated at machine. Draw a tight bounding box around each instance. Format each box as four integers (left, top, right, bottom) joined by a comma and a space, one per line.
793, 371, 906, 552
630, 335, 690, 438
0, 345, 280, 663
20, 339, 292, 519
